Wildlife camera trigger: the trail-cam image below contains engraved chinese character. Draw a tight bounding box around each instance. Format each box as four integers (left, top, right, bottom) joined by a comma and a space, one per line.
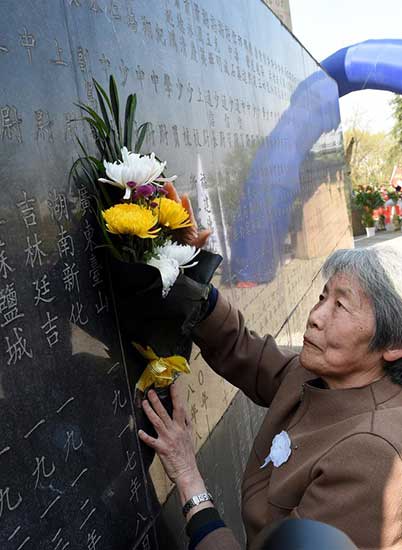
155, 24, 166, 46
19, 27, 36, 63
159, 124, 168, 146
172, 125, 180, 147
62, 262, 80, 293
48, 190, 69, 222
70, 302, 88, 326
87, 530, 101, 550
0, 283, 24, 328
90, 0, 102, 12
150, 70, 159, 93
129, 477, 141, 503
169, 29, 177, 50
77, 47, 89, 73
136, 65, 145, 89
89, 254, 103, 287
25, 234, 46, 267
186, 82, 193, 102
40, 314, 58, 351
0, 487, 22, 518
0, 244, 14, 279
109, 0, 121, 20
127, 7, 138, 31
32, 456, 55, 489
50, 39, 68, 66
164, 74, 172, 97
145, 122, 155, 147
142, 16, 153, 39
57, 226, 74, 258
1, 105, 22, 143
99, 53, 111, 79
33, 275, 54, 306
95, 290, 109, 314
5, 327, 32, 365
17, 191, 36, 229
112, 390, 127, 415
35, 110, 54, 142
176, 78, 183, 100
64, 430, 83, 462
78, 187, 91, 214
119, 59, 129, 86
83, 219, 95, 252
64, 112, 78, 142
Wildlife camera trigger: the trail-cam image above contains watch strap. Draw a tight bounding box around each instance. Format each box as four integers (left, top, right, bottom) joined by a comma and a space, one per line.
182, 491, 214, 517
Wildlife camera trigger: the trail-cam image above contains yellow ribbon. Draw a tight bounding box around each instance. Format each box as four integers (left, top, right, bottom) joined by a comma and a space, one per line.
133, 342, 191, 392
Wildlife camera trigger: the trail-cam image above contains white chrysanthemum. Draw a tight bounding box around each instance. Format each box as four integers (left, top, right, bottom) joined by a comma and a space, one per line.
99, 147, 176, 200
147, 256, 180, 297
155, 242, 200, 269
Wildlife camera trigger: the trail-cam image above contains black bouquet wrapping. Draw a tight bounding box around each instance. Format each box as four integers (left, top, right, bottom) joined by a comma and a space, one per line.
109, 249, 222, 468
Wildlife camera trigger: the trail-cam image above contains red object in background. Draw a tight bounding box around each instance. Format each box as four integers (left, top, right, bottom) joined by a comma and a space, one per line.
373, 207, 384, 219
385, 206, 392, 224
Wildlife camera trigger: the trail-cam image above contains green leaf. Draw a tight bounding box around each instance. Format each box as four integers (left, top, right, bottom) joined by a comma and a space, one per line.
93, 83, 111, 134
124, 94, 137, 150
81, 116, 107, 140
93, 78, 112, 112
109, 75, 121, 145
134, 122, 149, 153
76, 102, 109, 136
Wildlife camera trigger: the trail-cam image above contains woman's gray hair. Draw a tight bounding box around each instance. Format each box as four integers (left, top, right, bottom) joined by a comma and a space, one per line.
323, 247, 402, 385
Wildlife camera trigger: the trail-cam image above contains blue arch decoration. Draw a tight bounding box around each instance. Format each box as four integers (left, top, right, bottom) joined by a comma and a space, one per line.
227, 39, 402, 284
321, 39, 402, 97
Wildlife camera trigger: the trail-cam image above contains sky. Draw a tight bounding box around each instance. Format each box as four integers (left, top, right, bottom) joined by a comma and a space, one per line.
289, 0, 402, 133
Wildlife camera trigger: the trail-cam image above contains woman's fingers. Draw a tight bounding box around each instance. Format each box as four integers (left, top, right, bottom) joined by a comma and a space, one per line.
171, 383, 186, 425
142, 398, 168, 434
147, 390, 173, 427
138, 429, 159, 449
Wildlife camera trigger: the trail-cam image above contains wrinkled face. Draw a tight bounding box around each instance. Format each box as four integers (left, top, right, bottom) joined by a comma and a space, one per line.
300, 272, 384, 388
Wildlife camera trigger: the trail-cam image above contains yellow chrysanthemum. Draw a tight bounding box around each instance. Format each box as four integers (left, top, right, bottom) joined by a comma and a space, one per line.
154, 197, 192, 230
102, 203, 160, 239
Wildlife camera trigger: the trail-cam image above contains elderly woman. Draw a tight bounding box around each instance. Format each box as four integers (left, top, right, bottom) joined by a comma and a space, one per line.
139, 210, 402, 548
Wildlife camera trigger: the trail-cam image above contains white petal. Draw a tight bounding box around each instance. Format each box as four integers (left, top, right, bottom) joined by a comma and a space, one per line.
147, 256, 179, 295
123, 187, 131, 200
154, 243, 200, 267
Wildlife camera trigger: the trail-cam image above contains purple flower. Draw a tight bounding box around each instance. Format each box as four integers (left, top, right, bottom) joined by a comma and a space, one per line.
127, 181, 137, 188
132, 183, 155, 200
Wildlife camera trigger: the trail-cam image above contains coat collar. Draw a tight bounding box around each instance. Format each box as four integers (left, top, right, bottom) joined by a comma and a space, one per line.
289, 374, 402, 428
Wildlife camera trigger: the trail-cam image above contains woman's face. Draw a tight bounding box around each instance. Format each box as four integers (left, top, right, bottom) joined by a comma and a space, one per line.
300, 272, 384, 388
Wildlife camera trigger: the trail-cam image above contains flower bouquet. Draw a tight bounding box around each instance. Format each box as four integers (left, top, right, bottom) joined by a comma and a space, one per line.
71, 76, 222, 398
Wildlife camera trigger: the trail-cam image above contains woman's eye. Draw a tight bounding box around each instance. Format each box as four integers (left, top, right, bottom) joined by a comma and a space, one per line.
319, 294, 324, 301
336, 300, 344, 309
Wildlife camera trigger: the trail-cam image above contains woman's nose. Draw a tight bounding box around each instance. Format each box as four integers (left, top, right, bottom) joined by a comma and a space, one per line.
307, 302, 326, 330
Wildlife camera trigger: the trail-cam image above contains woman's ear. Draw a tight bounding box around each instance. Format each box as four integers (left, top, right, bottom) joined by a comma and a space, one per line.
383, 348, 402, 362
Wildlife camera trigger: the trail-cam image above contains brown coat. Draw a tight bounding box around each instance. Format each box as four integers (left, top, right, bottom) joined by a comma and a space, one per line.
192, 294, 402, 550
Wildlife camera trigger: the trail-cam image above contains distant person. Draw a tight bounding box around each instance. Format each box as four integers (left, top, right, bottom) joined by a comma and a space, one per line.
139, 185, 402, 549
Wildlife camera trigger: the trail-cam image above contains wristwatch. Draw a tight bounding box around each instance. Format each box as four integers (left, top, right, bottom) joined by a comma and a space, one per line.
182, 492, 214, 517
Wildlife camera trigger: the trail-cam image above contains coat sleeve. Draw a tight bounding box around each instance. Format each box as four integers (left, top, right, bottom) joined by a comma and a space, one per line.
290, 433, 402, 548
192, 527, 242, 550
192, 292, 298, 407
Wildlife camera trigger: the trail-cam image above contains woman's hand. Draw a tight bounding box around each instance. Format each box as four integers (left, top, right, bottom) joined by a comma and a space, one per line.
164, 182, 212, 248
138, 383, 199, 485
138, 383, 214, 518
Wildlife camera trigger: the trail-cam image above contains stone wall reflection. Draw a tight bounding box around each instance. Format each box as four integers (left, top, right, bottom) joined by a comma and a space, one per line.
0, 0, 351, 548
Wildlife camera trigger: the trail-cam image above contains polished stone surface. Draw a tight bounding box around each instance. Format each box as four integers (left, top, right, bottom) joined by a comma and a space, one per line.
0, 0, 351, 548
